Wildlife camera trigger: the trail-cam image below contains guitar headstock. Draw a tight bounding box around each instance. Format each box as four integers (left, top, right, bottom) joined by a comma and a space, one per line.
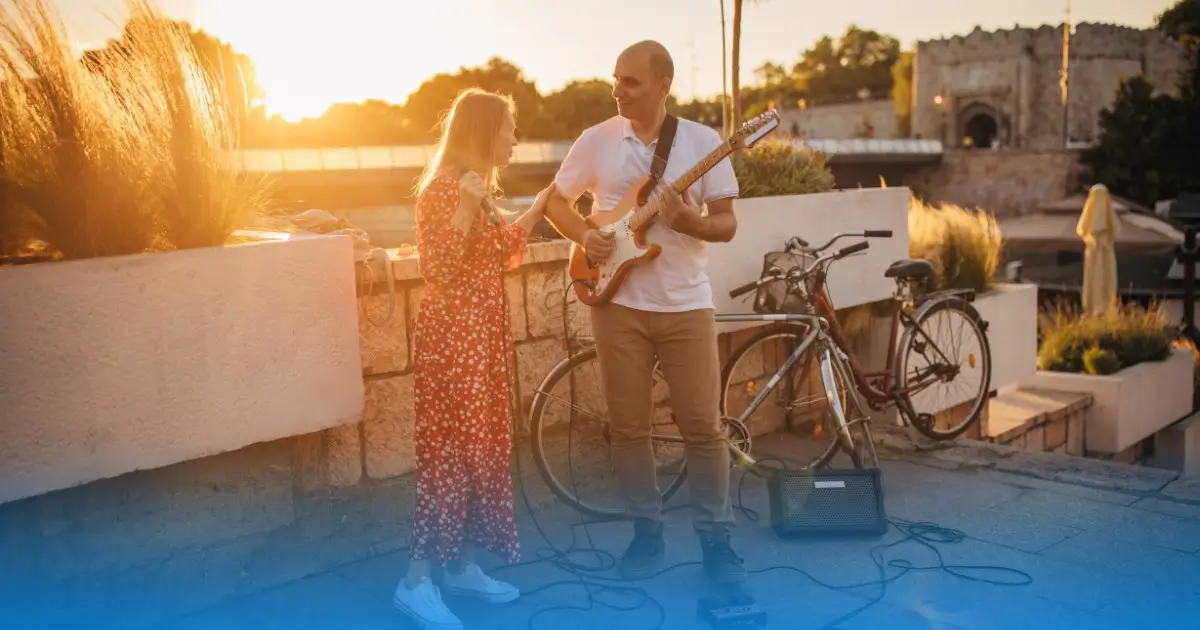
729, 110, 780, 151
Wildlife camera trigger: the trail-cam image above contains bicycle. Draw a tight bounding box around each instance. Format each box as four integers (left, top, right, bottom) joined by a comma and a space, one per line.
720, 230, 993, 472
524, 231, 991, 521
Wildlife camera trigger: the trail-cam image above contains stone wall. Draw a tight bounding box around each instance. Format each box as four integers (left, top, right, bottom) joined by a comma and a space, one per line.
902, 149, 1083, 218
778, 100, 900, 139
0, 240, 586, 630
912, 23, 1188, 150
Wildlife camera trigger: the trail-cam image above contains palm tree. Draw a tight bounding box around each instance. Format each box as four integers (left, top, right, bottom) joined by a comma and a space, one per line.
720, 0, 729, 136
730, 0, 758, 133
731, 0, 743, 132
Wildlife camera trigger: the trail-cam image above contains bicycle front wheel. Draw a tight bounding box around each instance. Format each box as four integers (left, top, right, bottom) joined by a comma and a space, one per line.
894, 296, 992, 440
818, 343, 879, 470
720, 324, 846, 470
527, 348, 688, 521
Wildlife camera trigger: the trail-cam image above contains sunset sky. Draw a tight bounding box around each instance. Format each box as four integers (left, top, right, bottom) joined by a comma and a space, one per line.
55, 0, 1178, 121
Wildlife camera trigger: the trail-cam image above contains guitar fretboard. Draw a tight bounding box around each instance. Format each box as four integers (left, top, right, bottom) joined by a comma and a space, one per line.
628, 141, 734, 232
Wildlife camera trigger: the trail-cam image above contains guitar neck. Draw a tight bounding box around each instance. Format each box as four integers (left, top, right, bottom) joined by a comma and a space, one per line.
629, 141, 734, 231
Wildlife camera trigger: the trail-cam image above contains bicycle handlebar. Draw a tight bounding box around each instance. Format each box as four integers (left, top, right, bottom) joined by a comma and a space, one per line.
834, 241, 870, 259
727, 240, 872, 300
786, 230, 892, 255
728, 280, 760, 299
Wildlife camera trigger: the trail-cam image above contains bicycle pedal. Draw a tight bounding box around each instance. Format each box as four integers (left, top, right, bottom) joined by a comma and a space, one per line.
914, 413, 935, 428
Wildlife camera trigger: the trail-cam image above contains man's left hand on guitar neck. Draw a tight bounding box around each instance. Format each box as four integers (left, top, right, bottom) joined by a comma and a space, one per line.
659, 188, 737, 243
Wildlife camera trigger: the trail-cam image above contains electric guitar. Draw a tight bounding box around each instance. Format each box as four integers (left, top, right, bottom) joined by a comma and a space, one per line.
567, 110, 781, 306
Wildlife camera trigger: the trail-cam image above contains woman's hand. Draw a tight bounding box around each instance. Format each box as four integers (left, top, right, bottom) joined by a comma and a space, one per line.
515, 185, 553, 234
451, 172, 487, 233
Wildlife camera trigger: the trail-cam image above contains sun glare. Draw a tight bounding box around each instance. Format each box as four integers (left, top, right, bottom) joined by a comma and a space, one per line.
192, 1, 446, 123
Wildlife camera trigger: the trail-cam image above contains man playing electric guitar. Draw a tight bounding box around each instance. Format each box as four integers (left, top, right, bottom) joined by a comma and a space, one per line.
542, 40, 746, 585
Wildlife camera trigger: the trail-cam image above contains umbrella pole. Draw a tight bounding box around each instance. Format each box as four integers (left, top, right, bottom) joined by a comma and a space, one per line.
1183, 227, 1198, 342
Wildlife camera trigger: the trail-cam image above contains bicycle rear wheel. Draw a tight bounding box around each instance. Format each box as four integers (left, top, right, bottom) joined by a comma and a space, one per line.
527, 348, 688, 521
894, 296, 992, 440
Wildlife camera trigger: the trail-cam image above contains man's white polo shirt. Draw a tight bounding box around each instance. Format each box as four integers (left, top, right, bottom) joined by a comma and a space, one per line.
554, 115, 740, 313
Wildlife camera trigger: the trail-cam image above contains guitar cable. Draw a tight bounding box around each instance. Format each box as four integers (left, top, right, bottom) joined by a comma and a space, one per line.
488, 267, 1033, 630
415, 188, 1032, 629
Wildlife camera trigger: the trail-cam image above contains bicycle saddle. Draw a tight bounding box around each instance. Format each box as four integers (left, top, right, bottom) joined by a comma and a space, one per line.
884, 258, 934, 279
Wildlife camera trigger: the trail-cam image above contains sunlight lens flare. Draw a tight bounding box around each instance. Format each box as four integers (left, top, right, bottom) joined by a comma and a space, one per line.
192, 0, 443, 122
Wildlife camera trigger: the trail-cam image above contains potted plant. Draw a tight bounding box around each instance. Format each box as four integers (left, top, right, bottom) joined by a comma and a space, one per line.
908, 198, 1037, 399
0, 0, 363, 505
1024, 303, 1193, 454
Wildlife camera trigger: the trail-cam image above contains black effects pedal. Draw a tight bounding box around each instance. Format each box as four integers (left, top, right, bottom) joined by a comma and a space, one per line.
697, 592, 768, 629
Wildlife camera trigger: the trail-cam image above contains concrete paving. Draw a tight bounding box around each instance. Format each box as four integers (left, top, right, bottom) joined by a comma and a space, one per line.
150, 432, 1200, 630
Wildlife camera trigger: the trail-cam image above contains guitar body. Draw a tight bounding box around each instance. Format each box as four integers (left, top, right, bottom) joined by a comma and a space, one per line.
564, 109, 781, 308
568, 173, 662, 306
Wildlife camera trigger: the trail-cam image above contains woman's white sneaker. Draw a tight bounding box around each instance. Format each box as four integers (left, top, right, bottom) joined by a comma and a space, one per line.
392, 576, 463, 630
441, 563, 520, 603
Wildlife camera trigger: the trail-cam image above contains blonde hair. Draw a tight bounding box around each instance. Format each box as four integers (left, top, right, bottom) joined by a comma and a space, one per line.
415, 88, 516, 198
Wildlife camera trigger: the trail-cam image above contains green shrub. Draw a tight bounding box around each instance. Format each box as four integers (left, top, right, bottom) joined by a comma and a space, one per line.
1037, 302, 1175, 374
731, 138, 835, 199
908, 198, 1002, 293
0, 0, 269, 262
1082, 346, 1121, 375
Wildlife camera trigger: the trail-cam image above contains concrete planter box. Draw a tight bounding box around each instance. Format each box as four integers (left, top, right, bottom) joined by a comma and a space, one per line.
708, 186, 912, 333
972, 283, 1038, 395
1022, 347, 1194, 454
0, 235, 365, 505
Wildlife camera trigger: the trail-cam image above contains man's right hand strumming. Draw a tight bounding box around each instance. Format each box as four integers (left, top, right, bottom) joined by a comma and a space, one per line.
583, 228, 615, 264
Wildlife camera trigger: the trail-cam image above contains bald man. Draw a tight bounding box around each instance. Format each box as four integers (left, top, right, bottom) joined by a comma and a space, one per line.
542, 40, 745, 585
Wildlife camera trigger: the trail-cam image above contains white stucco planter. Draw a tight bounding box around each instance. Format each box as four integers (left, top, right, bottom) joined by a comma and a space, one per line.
1022, 347, 1194, 454
972, 283, 1038, 395
914, 282, 1038, 417
709, 186, 912, 333
0, 235, 365, 505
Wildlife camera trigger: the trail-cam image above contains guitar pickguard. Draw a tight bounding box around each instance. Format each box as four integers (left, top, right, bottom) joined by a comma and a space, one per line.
588, 214, 655, 296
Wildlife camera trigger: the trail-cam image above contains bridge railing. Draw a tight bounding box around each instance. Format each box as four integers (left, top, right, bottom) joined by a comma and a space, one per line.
235, 138, 944, 173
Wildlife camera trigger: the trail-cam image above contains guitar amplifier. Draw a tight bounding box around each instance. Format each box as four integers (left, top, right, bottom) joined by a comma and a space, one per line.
766, 467, 887, 538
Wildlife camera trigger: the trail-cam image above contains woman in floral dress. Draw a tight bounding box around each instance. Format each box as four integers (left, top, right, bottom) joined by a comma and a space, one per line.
393, 88, 551, 630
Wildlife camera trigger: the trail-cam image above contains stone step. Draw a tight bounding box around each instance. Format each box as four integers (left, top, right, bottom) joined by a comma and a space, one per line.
985, 387, 1093, 456
1154, 411, 1200, 478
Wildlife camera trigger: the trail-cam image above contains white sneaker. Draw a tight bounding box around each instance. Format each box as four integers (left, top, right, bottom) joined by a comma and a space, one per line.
393, 577, 463, 630
441, 563, 520, 603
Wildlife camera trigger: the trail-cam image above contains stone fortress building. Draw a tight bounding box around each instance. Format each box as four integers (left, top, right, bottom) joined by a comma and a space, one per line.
912, 22, 1188, 151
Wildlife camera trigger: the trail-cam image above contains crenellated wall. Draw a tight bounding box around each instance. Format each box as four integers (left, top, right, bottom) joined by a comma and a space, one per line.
912, 23, 1188, 150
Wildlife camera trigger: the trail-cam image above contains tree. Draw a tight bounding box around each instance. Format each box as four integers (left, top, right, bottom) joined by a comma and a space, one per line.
891, 51, 914, 137
1078, 0, 1200, 205
1156, 0, 1200, 42
403, 57, 546, 142
793, 26, 900, 105
1078, 77, 1190, 206
670, 97, 724, 129
539, 80, 616, 138
730, 0, 750, 132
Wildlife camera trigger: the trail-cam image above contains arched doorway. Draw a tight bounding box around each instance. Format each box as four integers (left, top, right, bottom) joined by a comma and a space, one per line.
963, 113, 998, 149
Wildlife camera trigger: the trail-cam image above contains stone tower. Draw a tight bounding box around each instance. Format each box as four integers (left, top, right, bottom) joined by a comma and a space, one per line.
912, 23, 1187, 151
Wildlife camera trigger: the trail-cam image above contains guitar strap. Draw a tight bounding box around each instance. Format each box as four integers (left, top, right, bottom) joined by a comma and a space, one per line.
636, 113, 679, 207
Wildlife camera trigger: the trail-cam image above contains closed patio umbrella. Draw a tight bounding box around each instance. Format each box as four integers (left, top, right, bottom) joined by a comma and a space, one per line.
1076, 184, 1120, 315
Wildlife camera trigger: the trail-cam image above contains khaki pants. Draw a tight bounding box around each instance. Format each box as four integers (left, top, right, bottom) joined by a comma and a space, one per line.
591, 303, 734, 533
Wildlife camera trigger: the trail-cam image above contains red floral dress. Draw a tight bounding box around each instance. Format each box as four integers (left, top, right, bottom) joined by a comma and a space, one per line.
409, 172, 527, 567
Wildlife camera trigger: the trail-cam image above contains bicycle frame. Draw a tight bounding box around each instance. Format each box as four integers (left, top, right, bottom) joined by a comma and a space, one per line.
718, 311, 870, 468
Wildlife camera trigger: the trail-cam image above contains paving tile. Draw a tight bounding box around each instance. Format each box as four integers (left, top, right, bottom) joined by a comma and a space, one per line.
972, 468, 1142, 506
1161, 478, 1200, 501
1130, 496, 1200, 521
135, 446, 1200, 630
1040, 530, 1200, 584
989, 490, 1200, 552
